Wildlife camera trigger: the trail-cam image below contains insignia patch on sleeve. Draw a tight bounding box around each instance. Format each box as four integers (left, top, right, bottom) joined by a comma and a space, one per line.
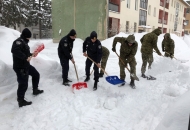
16, 41, 21, 45
98, 45, 101, 49
64, 43, 68, 47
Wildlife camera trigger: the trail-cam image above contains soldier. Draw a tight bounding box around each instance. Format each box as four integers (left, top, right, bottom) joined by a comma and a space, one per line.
112, 34, 138, 88
58, 29, 76, 86
83, 31, 102, 91
11, 28, 44, 107
140, 28, 162, 78
99, 46, 110, 77
162, 33, 175, 59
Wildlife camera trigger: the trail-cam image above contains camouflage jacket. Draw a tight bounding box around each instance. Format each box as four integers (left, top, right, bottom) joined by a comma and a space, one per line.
140, 29, 161, 55
112, 37, 138, 63
102, 46, 110, 57
162, 33, 175, 54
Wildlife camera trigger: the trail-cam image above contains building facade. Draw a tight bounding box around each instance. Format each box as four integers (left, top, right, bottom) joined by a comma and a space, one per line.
109, 0, 189, 36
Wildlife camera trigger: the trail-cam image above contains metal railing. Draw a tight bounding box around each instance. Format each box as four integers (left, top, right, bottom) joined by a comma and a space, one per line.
109, 2, 119, 12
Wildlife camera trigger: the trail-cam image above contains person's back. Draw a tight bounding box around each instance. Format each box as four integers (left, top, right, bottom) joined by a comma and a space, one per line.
162, 33, 175, 58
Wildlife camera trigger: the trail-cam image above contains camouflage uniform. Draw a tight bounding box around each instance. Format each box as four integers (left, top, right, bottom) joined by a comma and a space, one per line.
112, 35, 138, 82
100, 46, 110, 75
162, 33, 175, 58
140, 28, 162, 75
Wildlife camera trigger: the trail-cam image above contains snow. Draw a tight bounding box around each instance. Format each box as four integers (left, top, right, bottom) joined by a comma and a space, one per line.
0, 26, 190, 130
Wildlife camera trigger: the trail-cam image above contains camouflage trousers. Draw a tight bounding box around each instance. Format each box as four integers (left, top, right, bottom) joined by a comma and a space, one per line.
141, 53, 154, 74
100, 48, 110, 74
119, 57, 137, 80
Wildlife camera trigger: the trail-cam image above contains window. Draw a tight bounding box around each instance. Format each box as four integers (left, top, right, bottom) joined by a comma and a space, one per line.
139, 9, 147, 26
186, 20, 189, 25
148, 5, 151, 15
127, 0, 130, 8
126, 21, 129, 32
135, 0, 138, 10
154, 7, 156, 17
134, 22, 137, 32
140, 0, 148, 10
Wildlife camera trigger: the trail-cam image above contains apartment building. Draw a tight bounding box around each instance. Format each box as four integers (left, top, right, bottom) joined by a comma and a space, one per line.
109, 0, 190, 36
185, 1, 190, 34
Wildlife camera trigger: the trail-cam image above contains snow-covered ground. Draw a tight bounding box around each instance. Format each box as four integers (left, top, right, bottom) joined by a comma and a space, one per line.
0, 26, 190, 130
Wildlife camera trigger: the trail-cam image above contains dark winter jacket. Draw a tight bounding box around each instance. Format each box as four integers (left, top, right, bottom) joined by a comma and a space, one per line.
140, 28, 162, 55
58, 35, 75, 60
83, 37, 102, 63
11, 36, 32, 68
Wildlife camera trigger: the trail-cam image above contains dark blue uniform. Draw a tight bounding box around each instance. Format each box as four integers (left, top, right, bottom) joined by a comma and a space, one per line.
58, 30, 75, 82
83, 37, 102, 82
11, 37, 40, 100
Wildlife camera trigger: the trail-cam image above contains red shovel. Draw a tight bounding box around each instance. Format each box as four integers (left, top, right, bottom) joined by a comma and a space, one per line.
72, 63, 87, 92
33, 43, 45, 57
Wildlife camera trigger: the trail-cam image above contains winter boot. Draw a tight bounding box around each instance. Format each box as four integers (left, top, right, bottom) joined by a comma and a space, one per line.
93, 81, 98, 91
141, 73, 147, 78
33, 89, 44, 95
17, 99, 32, 107
118, 82, 125, 87
129, 80, 136, 89
84, 76, 90, 82
65, 79, 72, 82
99, 73, 104, 78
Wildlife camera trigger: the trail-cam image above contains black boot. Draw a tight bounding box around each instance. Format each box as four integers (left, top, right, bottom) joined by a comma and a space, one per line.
118, 83, 125, 87
33, 89, 44, 95
141, 73, 147, 78
99, 73, 104, 78
17, 99, 32, 107
93, 81, 98, 91
130, 80, 136, 89
65, 79, 72, 82
62, 79, 70, 86
84, 76, 90, 82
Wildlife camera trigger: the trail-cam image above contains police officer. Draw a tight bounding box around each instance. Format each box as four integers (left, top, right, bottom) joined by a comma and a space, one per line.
58, 29, 76, 86
112, 34, 138, 88
83, 31, 102, 91
162, 33, 175, 59
99, 46, 110, 78
11, 28, 44, 107
140, 28, 162, 78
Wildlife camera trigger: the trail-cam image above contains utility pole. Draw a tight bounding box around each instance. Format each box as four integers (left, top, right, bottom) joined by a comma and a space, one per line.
162, 0, 166, 34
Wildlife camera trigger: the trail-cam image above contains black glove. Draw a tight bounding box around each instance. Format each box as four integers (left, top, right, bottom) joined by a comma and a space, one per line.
162, 48, 165, 52
112, 48, 116, 52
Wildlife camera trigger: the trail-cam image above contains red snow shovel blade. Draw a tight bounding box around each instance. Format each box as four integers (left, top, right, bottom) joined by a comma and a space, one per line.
33, 43, 45, 57
72, 82, 87, 91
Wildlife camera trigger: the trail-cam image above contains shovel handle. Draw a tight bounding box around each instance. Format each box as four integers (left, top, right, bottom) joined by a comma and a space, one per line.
164, 51, 177, 60
73, 63, 79, 82
87, 56, 108, 76
115, 52, 131, 73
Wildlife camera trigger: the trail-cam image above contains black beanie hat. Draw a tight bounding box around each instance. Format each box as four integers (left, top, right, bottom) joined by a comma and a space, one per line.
90, 31, 97, 39
69, 29, 76, 36
22, 28, 32, 38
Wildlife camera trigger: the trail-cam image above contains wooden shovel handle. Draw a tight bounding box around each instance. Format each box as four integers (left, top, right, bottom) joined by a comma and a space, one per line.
73, 63, 79, 82
115, 52, 131, 73
87, 56, 108, 76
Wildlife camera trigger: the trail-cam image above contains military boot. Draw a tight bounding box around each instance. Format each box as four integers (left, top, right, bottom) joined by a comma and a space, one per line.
93, 81, 98, 91
17, 99, 32, 107
84, 76, 90, 82
65, 79, 72, 82
129, 80, 136, 89
33, 89, 44, 95
141, 73, 147, 78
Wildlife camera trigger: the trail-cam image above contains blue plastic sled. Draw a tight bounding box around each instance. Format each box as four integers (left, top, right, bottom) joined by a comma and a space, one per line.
105, 76, 125, 85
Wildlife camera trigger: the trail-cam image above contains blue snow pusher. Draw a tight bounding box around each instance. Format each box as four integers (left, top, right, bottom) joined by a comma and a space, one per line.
105, 76, 125, 85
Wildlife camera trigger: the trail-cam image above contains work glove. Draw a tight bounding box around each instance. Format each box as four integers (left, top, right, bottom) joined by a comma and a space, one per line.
112, 48, 116, 52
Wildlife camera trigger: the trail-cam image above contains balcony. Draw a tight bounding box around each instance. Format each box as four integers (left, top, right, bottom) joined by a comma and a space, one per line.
109, 2, 119, 12
158, 19, 167, 24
